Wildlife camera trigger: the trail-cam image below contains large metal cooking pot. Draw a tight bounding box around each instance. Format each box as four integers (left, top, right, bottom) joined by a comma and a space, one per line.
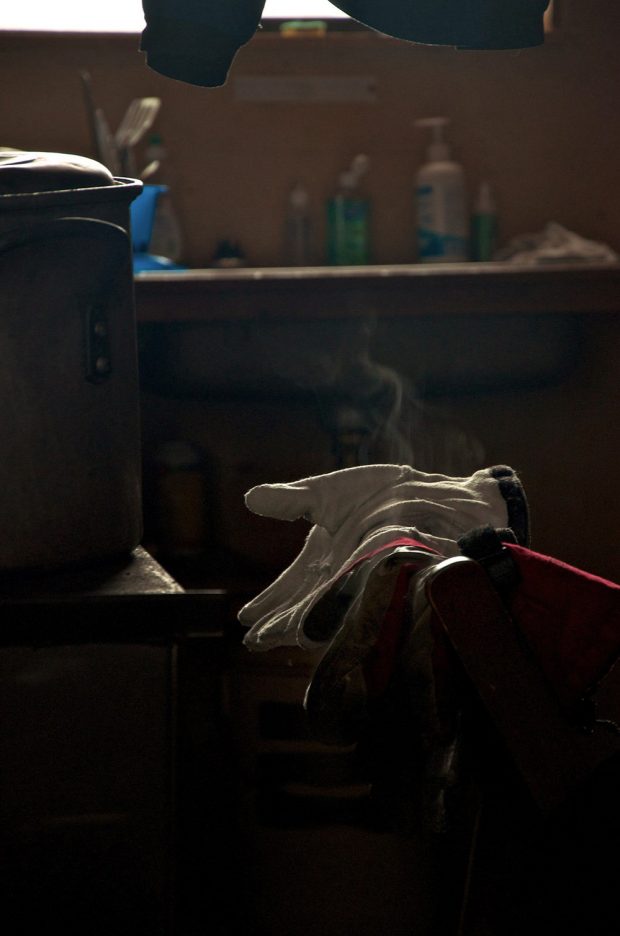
0, 151, 144, 571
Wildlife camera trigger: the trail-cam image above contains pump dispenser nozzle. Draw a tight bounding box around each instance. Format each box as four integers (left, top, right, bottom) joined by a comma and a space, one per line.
338, 153, 370, 191
415, 117, 451, 162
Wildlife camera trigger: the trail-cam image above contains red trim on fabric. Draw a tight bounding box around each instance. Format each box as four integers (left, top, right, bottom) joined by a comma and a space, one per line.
339, 538, 440, 700
339, 536, 439, 579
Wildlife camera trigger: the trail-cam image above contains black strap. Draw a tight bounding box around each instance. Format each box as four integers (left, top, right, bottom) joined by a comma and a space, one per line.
457, 525, 521, 599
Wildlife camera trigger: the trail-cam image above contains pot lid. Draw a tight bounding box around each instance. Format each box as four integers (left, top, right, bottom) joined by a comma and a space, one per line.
0, 150, 114, 195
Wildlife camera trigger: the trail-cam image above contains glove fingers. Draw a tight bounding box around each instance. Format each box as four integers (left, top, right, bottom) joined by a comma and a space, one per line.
237, 525, 331, 626
245, 482, 314, 523
246, 464, 411, 533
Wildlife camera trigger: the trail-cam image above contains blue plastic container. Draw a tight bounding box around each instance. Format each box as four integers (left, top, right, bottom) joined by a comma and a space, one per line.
129, 183, 167, 252
129, 183, 187, 272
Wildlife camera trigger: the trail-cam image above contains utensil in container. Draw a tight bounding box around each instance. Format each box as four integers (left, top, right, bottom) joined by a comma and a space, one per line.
115, 97, 161, 176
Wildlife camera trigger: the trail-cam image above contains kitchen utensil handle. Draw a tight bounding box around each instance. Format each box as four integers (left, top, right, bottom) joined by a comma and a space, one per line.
79, 70, 102, 163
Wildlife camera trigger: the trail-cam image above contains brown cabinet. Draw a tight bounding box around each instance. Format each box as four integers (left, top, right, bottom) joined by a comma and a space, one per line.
0, 549, 235, 936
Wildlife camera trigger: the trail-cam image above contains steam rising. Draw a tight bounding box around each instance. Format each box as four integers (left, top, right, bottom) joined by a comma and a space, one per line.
311, 317, 485, 472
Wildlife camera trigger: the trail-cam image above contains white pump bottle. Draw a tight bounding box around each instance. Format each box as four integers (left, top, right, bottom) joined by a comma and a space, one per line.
415, 117, 468, 262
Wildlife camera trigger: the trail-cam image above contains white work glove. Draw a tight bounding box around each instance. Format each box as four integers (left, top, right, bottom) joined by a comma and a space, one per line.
238, 463, 528, 651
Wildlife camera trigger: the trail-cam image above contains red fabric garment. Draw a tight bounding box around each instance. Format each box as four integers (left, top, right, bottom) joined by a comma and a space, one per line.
360, 539, 620, 732
320, 536, 453, 719
360, 559, 461, 738
334, 536, 440, 698
340, 535, 439, 573
362, 562, 421, 699
503, 544, 620, 708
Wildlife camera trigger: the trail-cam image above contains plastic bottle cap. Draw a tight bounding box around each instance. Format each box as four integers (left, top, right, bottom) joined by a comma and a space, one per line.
289, 182, 309, 210
339, 169, 357, 190
475, 180, 496, 213
350, 153, 370, 178
337, 153, 370, 192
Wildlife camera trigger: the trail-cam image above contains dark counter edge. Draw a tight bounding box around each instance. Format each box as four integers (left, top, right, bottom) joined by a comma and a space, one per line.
134, 261, 620, 322
0, 546, 228, 646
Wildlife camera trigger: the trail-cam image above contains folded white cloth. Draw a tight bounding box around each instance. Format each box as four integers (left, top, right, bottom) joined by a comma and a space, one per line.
239, 463, 528, 651
495, 221, 619, 266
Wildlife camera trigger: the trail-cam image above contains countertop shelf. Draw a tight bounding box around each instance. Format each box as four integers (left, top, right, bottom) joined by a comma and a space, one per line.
0, 547, 228, 646
134, 261, 620, 323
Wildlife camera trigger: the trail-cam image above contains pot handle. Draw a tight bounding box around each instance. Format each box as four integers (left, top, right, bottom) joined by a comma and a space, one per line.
0, 216, 132, 384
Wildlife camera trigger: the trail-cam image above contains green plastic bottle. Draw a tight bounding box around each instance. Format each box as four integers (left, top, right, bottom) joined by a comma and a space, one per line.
470, 181, 498, 261
326, 154, 370, 265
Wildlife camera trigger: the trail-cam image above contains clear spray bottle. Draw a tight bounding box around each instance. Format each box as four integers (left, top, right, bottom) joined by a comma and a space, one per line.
470, 180, 498, 261
284, 181, 313, 266
143, 133, 185, 263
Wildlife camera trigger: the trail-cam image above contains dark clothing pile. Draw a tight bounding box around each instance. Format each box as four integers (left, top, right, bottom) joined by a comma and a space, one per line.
140, 0, 550, 87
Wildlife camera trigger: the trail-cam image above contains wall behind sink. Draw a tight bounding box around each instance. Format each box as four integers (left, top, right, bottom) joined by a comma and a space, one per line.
1, 0, 619, 267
